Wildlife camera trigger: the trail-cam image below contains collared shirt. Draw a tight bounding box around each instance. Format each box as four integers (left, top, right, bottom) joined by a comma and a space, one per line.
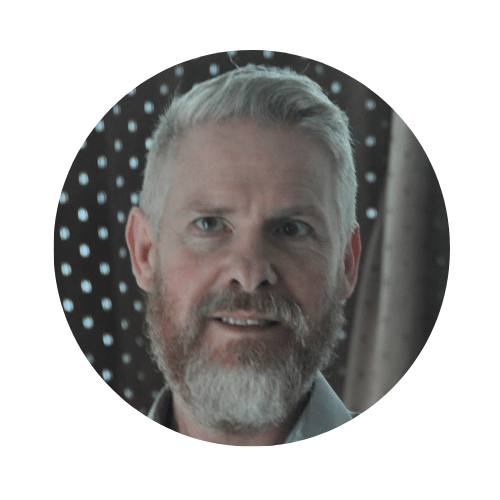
148, 371, 354, 443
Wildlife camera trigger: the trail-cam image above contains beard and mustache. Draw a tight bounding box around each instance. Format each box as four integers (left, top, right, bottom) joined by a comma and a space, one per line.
144, 272, 346, 435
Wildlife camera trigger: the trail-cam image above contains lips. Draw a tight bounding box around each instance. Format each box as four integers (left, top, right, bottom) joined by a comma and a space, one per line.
216, 317, 279, 327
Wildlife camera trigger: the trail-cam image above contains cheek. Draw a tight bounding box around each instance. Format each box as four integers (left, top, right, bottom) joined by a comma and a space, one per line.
284, 258, 337, 318
159, 249, 218, 321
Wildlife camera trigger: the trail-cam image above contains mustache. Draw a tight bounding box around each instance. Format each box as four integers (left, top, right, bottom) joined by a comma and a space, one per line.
190, 288, 310, 333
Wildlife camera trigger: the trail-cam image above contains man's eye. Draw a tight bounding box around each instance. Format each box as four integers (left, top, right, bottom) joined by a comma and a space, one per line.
277, 220, 310, 238
194, 217, 226, 232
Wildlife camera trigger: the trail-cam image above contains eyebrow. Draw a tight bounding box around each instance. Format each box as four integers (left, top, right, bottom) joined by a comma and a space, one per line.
174, 203, 237, 218
175, 202, 328, 225
270, 204, 328, 222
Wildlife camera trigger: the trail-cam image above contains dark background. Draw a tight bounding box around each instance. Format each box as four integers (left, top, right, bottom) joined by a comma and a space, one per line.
54, 50, 448, 415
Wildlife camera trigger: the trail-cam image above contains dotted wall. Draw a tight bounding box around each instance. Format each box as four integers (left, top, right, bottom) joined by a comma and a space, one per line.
54, 50, 448, 415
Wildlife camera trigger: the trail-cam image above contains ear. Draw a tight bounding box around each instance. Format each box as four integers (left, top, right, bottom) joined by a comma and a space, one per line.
125, 207, 156, 293
341, 224, 361, 300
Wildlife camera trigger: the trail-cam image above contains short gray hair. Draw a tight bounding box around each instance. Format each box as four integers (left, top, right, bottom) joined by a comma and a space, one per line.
140, 65, 357, 248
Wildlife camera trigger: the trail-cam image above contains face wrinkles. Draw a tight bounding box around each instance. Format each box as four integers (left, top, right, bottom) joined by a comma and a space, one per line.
154, 122, 344, 321
143, 120, 351, 433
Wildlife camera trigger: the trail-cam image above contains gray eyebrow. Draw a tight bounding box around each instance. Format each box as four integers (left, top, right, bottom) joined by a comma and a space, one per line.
270, 205, 327, 220
174, 203, 236, 218
174, 202, 328, 228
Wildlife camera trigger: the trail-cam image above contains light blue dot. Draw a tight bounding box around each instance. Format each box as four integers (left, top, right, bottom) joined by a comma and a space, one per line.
227, 51, 237, 57
129, 156, 139, 169
61, 262, 72, 276
159, 83, 169, 95
365, 99, 377, 111
81, 279, 92, 293
98, 226, 108, 239
331, 81, 341, 94
130, 193, 139, 205
315, 64, 324, 75
86, 353, 94, 364
365, 136, 376, 147
124, 388, 134, 400
116, 176, 124, 188
114, 139, 123, 152
338, 330, 347, 341
96, 120, 105, 132
133, 300, 143, 312
137, 371, 145, 381
78, 172, 89, 185
144, 101, 154, 114
99, 262, 110, 275
122, 353, 132, 364
119, 247, 127, 259
97, 155, 107, 168
78, 208, 88, 222
175, 65, 184, 77
102, 368, 113, 381
60, 227, 70, 240
119, 281, 128, 293
209, 63, 219, 76
63, 298, 73, 312
135, 336, 144, 347
59, 192, 68, 204
103, 333, 114, 346
79, 244, 91, 260
97, 191, 107, 204
263, 51, 274, 59
121, 319, 129, 330
113, 104, 121, 115
128, 120, 137, 133
117, 211, 125, 223
128, 88, 136, 96
365, 172, 377, 183
83, 316, 94, 329
145, 137, 152, 150
366, 207, 378, 219
102, 297, 112, 311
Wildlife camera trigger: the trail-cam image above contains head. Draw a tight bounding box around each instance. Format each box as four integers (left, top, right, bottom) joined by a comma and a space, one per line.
126, 65, 360, 435
140, 65, 357, 251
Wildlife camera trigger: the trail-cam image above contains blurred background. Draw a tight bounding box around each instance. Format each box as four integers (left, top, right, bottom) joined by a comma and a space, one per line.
54, 50, 449, 415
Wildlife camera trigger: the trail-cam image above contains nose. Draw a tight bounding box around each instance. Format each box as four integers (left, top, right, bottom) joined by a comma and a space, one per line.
222, 231, 278, 292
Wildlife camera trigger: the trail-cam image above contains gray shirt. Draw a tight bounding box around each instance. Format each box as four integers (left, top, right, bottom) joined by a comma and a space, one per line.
148, 371, 355, 443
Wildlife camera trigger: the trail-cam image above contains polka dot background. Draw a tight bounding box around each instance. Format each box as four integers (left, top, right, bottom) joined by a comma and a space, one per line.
54, 50, 449, 415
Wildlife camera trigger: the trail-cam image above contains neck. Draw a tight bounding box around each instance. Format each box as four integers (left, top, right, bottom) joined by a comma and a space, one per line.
171, 393, 308, 446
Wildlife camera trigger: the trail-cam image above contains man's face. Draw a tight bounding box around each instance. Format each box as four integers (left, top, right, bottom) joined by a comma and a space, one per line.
132, 120, 357, 432
156, 120, 346, 333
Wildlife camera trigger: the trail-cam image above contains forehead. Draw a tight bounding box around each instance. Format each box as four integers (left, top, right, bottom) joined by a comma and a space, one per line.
163, 120, 337, 214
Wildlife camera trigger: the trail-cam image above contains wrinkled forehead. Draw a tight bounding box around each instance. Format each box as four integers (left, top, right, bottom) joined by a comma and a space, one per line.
150, 119, 343, 233
173, 121, 332, 183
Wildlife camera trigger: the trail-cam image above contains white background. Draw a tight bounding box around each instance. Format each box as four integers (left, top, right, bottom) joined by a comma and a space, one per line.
2, 1, 499, 498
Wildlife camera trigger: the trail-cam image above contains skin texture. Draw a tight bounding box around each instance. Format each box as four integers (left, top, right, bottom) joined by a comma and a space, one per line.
126, 120, 360, 445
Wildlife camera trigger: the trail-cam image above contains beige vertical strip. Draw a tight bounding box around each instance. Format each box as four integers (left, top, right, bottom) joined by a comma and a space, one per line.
343, 111, 430, 411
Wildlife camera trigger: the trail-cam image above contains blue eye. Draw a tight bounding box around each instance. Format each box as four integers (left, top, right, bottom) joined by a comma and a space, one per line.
278, 220, 310, 238
194, 217, 226, 232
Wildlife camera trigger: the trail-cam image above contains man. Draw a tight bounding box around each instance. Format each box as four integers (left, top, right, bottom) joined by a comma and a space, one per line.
125, 65, 361, 445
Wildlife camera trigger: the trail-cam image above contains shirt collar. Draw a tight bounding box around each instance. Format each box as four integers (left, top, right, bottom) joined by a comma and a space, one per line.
148, 371, 352, 443
284, 371, 352, 443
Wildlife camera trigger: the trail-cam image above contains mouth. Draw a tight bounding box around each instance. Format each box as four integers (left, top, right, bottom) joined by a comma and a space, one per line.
204, 313, 285, 345
215, 317, 280, 328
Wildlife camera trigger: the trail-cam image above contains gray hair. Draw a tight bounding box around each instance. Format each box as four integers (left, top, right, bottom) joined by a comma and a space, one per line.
139, 64, 357, 248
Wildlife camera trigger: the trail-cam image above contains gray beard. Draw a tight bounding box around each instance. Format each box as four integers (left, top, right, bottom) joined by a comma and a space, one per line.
144, 275, 345, 435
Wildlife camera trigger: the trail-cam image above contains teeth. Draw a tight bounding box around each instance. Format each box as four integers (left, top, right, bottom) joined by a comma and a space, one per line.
220, 317, 272, 327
